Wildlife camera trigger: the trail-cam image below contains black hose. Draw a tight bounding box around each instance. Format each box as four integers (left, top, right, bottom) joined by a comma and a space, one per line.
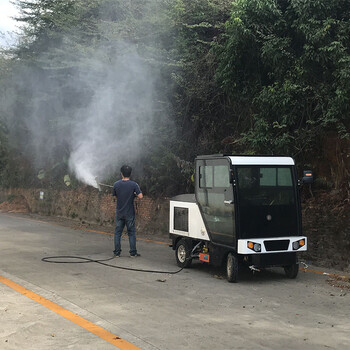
41, 256, 184, 274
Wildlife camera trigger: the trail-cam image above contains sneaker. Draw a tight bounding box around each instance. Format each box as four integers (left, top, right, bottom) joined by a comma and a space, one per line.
113, 254, 120, 258
130, 253, 141, 257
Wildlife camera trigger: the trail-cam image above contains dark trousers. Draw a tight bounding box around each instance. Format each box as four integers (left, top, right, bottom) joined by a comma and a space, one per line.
114, 215, 137, 256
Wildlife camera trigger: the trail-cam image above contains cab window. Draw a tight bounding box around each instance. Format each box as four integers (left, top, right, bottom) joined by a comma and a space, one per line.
199, 165, 229, 188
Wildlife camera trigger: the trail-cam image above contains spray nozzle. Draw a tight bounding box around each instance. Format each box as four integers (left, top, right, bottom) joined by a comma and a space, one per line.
95, 177, 113, 191
95, 177, 102, 191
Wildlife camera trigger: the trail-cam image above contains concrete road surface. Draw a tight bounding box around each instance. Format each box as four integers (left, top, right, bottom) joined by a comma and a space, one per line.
0, 212, 349, 350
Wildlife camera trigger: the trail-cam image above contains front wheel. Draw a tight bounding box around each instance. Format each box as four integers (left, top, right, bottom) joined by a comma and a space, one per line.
226, 252, 238, 283
284, 263, 299, 279
175, 239, 192, 268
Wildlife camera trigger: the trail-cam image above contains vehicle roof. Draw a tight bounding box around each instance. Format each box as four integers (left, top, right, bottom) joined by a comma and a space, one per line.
229, 156, 295, 165
195, 154, 295, 165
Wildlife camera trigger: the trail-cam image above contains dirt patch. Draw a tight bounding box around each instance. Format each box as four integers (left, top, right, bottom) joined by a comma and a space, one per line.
327, 275, 350, 291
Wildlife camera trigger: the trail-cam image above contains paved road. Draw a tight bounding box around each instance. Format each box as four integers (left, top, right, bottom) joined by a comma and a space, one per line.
0, 212, 349, 350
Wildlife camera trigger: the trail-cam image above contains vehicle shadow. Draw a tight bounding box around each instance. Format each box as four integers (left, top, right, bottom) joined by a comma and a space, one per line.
189, 260, 292, 284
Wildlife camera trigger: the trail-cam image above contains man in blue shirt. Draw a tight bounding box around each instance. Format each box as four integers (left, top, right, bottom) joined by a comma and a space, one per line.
112, 165, 143, 257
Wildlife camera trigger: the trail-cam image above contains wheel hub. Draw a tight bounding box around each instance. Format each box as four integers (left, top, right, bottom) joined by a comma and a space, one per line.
177, 245, 186, 263
227, 255, 233, 275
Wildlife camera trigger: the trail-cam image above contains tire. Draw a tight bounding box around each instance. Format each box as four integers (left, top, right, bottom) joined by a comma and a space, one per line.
175, 239, 192, 268
284, 263, 299, 279
226, 252, 238, 283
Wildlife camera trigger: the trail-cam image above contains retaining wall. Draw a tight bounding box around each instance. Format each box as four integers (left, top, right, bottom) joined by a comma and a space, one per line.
0, 187, 170, 236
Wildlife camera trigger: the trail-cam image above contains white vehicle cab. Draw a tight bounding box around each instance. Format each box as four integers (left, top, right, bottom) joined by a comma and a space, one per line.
169, 154, 313, 282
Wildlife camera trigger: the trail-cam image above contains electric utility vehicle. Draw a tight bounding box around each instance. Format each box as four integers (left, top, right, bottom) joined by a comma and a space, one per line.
169, 155, 313, 282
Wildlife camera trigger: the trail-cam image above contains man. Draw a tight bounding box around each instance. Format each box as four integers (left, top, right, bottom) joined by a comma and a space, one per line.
112, 165, 143, 257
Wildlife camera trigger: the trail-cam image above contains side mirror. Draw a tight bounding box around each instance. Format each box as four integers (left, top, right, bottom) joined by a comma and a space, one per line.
302, 170, 314, 184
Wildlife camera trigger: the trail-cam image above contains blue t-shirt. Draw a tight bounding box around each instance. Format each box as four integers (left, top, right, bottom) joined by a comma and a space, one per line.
112, 180, 142, 217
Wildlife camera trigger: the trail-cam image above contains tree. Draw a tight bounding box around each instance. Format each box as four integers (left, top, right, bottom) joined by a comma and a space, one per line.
167, 0, 233, 157
2, 0, 188, 193
216, 0, 350, 156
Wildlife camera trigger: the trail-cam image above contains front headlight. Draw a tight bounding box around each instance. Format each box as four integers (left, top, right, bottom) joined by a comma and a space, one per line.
292, 239, 306, 250
253, 243, 261, 252
247, 241, 261, 252
292, 241, 299, 250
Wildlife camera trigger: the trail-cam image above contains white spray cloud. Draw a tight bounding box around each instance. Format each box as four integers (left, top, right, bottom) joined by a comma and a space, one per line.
3, 22, 162, 188
67, 43, 156, 187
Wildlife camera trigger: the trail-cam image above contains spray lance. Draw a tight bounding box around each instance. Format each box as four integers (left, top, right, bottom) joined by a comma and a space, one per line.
95, 177, 113, 191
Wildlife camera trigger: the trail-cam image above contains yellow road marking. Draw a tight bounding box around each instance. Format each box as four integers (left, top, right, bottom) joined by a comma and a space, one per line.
0, 274, 142, 350
134, 237, 169, 245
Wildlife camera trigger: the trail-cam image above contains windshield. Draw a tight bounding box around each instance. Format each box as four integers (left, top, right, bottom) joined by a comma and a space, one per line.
236, 166, 299, 238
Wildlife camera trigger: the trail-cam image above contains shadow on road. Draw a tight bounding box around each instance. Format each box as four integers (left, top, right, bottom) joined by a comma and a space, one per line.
187, 260, 297, 284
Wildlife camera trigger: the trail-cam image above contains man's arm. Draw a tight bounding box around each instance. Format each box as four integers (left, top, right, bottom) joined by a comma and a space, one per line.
112, 183, 117, 202
134, 183, 143, 199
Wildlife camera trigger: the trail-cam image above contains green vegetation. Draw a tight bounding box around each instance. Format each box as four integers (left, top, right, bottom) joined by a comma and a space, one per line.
0, 0, 349, 195
217, 0, 350, 156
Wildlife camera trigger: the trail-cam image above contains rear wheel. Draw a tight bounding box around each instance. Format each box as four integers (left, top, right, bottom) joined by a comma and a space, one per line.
175, 239, 192, 268
226, 252, 238, 283
284, 263, 299, 279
